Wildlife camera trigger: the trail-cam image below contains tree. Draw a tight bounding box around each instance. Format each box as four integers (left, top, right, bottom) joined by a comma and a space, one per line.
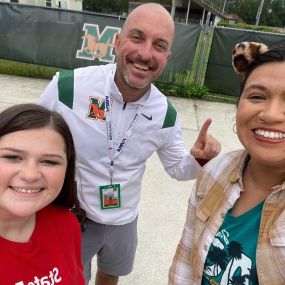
207, 246, 228, 274
261, 0, 285, 27
245, 265, 259, 284
229, 275, 247, 285
83, 0, 129, 14
226, 241, 243, 285
227, 0, 261, 24
227, 0, 285, 28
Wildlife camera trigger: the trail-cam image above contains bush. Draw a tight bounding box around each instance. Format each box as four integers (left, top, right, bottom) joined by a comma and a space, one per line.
155, 81, 208, 99
185, 83, 209, 99
177, 83, 209, 99
217, 20, 281, 34
155, 82, 177, 97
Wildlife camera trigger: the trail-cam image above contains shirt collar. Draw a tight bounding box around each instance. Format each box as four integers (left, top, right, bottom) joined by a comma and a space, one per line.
229, 150, 249, 184
229, 150, 285, 193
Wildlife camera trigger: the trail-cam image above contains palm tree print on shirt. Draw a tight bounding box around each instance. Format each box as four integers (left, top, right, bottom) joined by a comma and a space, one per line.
203, 238, 257, 285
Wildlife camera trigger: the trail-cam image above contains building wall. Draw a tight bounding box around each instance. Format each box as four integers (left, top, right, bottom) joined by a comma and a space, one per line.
0, 0, 82, 10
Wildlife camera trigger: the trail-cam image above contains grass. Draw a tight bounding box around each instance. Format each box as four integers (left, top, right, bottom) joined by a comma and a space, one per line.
0, 59, 237, 104
0, 59, 59, 79
204, 93, 237, 105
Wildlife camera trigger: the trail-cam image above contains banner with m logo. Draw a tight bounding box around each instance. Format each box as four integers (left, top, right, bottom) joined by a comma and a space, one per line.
77, 24, 121, 63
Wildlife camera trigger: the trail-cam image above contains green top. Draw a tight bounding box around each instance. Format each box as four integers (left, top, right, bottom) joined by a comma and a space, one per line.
201, 200, 264, 285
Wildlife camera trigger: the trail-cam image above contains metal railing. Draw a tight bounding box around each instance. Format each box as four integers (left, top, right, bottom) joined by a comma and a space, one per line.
193, 0, 224, 16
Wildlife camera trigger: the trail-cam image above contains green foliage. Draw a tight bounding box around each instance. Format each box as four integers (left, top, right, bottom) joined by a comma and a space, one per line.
82, 0, 173, 14
158, 68, 194, 89
0, 59, 58, 79
83, 0, 128, 14
127, 0, 172, 4
155, 81, 209, 99
217, 20, 281, 33
180, 82, 209, 99
226, 0, 285, 28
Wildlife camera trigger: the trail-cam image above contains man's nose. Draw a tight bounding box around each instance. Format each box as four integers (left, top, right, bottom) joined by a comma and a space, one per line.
137, 42, 153, 61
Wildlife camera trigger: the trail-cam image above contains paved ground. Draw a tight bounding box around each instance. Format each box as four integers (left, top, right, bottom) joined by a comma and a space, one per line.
0, 74, 242, 285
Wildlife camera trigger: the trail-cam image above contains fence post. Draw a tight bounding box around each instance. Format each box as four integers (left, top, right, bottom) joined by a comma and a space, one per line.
194, 11, 211, 85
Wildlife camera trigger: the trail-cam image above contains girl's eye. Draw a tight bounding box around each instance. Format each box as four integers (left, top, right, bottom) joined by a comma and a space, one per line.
41, 160, 60, 166
3, 155, 21, 161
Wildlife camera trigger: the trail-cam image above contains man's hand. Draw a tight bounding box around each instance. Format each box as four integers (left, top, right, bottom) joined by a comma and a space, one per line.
190, 118, 221, 161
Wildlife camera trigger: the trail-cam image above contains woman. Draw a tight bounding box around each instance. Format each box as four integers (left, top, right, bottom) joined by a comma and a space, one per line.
168, 42, 285, 285
0, 103, 85, 284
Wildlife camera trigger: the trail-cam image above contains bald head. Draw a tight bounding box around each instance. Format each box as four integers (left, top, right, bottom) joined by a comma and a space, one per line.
114, 3, 174, 99
121, 3, 175, 48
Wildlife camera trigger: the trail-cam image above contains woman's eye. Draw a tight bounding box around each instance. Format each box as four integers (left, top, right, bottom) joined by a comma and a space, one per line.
248, 94, 265, 100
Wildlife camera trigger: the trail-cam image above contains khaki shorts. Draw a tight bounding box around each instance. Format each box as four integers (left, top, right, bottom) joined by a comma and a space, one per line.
81, 216, 138, 283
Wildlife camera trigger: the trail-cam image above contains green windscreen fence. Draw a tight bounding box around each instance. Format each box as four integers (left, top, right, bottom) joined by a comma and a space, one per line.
0, 3, 123, 69
0, 2, 201, 81
159, 23, 201, 83
205, 27, 285, 96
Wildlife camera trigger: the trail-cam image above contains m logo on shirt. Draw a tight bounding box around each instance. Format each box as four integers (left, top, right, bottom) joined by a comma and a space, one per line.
87, 97, 106, 121
15, 267, 62, 285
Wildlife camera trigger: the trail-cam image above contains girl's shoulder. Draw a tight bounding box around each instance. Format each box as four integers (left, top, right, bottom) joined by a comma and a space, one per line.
37, 205, 79, 230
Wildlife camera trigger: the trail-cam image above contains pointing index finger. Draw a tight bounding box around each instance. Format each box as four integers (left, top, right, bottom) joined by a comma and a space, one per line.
198, 118, 212, 141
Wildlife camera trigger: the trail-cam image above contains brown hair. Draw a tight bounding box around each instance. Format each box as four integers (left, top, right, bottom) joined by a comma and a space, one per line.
0, 103, 78, 209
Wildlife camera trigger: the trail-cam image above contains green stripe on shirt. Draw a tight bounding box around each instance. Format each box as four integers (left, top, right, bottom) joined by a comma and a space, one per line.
162, 99, 177, 128
58, 70, 74, 109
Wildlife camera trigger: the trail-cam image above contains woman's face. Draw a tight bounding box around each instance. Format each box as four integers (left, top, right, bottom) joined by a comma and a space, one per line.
0, 126, 67, 219
236, 61, 285, 167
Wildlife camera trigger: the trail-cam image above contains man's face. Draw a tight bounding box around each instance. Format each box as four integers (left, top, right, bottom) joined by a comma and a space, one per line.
114, 7, 173, 93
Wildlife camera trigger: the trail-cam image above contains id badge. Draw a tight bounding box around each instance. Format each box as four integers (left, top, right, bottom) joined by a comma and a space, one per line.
99, 184, 121, 209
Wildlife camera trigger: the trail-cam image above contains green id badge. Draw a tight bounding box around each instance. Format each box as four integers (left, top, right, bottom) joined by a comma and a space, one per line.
99, 184, 121, 209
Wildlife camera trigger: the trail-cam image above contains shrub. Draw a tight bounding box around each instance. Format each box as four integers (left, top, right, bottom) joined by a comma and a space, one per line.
181, 83, 209, 99
217, 20, 281, 34
155, 81, 208, 99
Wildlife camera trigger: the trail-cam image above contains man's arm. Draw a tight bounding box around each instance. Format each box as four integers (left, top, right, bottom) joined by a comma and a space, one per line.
36, 72, 60, 110
157, 117, 221, 180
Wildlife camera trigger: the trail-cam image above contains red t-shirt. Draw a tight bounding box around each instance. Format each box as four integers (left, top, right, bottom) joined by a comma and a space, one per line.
0, 205, 85, 285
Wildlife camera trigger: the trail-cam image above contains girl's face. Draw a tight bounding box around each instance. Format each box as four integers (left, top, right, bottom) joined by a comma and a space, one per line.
236, 61, 285, 167
0, 126, 67, 219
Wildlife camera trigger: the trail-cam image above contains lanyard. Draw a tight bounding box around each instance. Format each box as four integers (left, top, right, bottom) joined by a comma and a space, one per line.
104, 77, 144, 183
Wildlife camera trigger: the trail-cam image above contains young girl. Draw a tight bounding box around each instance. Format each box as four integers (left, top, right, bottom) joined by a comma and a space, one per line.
169, 42, 285, 285
0, 103, 85, 284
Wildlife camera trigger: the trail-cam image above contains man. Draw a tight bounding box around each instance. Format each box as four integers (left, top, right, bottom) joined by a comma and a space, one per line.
37, 3, 221, 285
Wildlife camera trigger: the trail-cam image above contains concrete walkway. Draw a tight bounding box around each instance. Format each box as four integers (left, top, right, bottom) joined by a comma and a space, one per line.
0, 74, 242, 285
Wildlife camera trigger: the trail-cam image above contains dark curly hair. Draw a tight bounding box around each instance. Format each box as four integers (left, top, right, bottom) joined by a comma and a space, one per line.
238, 44, 285, 104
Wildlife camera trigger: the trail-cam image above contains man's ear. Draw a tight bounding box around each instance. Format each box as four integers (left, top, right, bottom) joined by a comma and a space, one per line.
114, 32, 120, 50
167, 51, 172, 61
